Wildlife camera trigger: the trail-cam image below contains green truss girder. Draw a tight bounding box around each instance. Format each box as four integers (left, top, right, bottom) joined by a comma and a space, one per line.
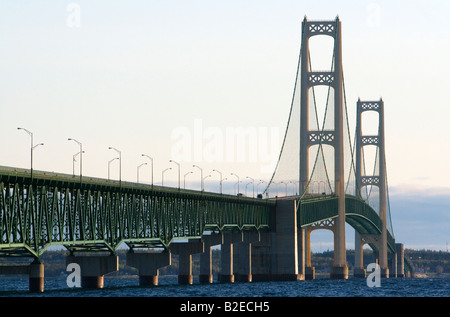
299, 195, 395, 252
0, 167, 273, 258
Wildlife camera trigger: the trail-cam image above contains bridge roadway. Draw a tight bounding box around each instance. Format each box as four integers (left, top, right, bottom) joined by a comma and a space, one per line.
0, 165, 402, 291
0, 165, 394, 256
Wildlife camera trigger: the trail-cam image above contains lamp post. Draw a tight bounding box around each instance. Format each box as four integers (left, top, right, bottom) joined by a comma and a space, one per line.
280, 181, 288, 196
246, 176, 255, 198
108, 157, 119, 180
258, 180, 267, 196
212, 169, 223, 194
141, 154, 154, 186
202, 174, 211, 191
108, 147, 121, 185
162, 168, 171, 186
193, 164, 203, 191
184, 171, 193, 189
231, 173, 240, 195
68, 138, 82, 182
271, 181, 279, 197
17, 127, 44, 181
72, 150, 85, 177
137, 163, 147, 183
169, 159, 181, 189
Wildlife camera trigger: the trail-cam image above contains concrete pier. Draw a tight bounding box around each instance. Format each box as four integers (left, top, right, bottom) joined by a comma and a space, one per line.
395, 243, 405, 278
218, 232, 243, 283
251, 231, 273, 282
126, 251, 171, 286
199, 233, 223, 284
170, 239, 204, 284
29, 260, 44, 292
235, 231, 260, 282
305, 226, 315, 280
66, 255, 118, 288
0, 259, 44, 292
273, 199, 303, 281
353, 231, 366, 278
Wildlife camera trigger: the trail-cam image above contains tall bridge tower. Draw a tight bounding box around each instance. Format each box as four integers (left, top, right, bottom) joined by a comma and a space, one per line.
355, 99, 389, 277
299, 16, 348, 279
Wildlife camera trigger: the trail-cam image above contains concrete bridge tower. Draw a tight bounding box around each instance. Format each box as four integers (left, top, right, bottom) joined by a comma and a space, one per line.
299, 16, 348, 279
354, 99, 389, 278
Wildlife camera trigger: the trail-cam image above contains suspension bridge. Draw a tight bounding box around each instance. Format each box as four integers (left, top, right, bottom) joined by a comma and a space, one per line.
0, 17, 411, 292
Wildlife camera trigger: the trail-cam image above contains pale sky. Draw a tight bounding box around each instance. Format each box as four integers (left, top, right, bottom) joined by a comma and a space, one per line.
1, 1, 449, 250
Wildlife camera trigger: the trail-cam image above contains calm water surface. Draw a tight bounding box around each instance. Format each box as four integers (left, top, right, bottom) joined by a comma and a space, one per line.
0, 275, 448, 297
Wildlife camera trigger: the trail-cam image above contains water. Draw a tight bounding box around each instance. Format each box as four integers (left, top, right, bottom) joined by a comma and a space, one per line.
0, 275, 448, 297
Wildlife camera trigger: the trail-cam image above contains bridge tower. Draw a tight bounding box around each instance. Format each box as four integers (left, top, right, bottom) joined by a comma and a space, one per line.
355, 99, 389, 278
299, 16, 348, 279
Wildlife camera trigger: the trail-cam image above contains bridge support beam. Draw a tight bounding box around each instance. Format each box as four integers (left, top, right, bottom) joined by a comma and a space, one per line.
0, 259, 45, 292
218, 232, 243, 283
235, 231, 260, 282
170, 239, 204, 285
199, 233, 223, 284
126, 251, 171, 286
354, 231, 366, 278
272, 199, 303, 281
251, 231, 273, 282
66, 255, 119, 288
389, 251, 397, 278
395, 243, 405, 278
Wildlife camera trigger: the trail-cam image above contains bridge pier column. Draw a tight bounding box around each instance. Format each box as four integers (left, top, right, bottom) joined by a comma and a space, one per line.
218, 232, 243, 283
273, 199, 303, 281
235, 231, 260, 282
354, 231, 366, 278
29, 259, 44, 293
395, 243, 405, 278
0, 259, 44, 292
251, 231, 273, 282
298, 227, 306, 279
66, 255, 119, 289
389, 251, 397, 278
305, 226, 315, 280
170, 239, 204, 285
126, 251, 171, 286
199, 233, 223, 284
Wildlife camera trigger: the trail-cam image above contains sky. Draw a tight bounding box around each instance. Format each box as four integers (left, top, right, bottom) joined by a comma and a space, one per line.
0, 0, 449, 252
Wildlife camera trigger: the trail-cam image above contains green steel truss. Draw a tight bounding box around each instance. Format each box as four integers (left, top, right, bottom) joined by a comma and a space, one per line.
0, 166, 273, 258
0, 166, 395, 258
299, 195, 396, 252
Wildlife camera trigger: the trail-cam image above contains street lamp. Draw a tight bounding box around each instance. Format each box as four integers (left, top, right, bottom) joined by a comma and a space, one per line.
68, 138, 82, 182
212, 169, 223, 194
18, 127, 44, 180
72, 150, 85, 177
271, 182, 279, 197
184, 171, 193, 189
137, 162, 147, 183
202, 174, 211, 191
169, 159, 181, 189
230, 173, 240, 195
280, 181, 288, 196
108, 147, 121, 185
141, 154, 154, 186
162, 168, 172, 186
257, 180, 267, 195
193, 164, 203, 191
246, 176, 255, 198
108, 157, 119, 180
